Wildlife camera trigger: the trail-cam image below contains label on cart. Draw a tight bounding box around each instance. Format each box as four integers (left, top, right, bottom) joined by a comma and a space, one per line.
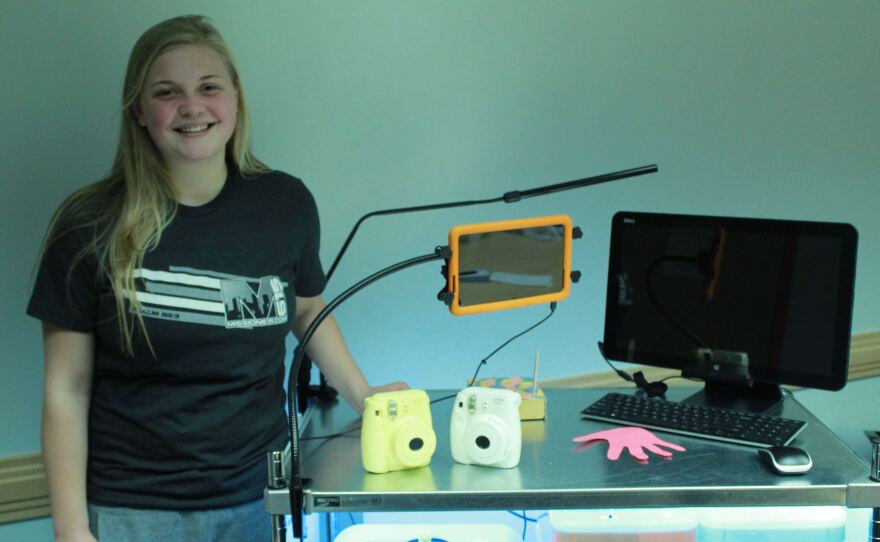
314, 496, 340, 508
313, 496, 384, 509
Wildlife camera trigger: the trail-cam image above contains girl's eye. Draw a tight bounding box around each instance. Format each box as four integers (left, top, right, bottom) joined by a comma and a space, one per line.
154, 89, 175, 99
201, 83, 220, 93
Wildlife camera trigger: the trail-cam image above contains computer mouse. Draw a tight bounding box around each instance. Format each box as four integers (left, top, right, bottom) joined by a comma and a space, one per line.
757, 446, 812, 475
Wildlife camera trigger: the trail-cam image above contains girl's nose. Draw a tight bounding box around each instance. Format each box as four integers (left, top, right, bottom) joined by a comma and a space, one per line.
177, 96, 204, 117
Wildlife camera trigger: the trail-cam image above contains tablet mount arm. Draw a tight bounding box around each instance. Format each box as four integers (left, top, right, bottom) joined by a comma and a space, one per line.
284, 245, 451, 539
297, 164, 659, 412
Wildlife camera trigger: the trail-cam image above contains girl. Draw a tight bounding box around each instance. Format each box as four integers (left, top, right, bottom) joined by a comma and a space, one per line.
28, 15, 405, 542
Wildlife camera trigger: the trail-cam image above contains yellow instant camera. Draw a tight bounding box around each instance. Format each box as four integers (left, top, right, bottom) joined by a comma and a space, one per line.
361, 389, 437, 474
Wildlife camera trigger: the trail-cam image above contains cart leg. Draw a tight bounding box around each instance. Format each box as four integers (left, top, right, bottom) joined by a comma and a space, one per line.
872, 507, 880, 541
272, 514, 287, 542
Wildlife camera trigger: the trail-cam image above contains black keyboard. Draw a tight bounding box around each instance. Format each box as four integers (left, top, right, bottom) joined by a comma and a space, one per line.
581, 392, 806, 448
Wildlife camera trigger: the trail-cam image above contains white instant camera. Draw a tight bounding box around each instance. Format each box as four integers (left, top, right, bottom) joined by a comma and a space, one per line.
361, 389, 437, 474
450, 386, 522, 469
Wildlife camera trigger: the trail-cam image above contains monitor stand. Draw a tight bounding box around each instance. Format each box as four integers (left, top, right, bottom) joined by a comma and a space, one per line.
681, 378, 783, 414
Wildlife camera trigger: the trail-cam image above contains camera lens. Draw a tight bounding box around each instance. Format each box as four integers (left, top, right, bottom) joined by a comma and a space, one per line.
475, 435, 491, 449
409, 437, 424, 451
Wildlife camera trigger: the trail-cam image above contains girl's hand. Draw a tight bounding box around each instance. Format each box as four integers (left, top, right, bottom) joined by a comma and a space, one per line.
368, 381, 410, 395
359, 381, 410, 413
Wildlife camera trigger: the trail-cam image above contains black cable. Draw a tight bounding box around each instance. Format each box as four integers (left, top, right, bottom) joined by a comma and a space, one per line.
596, 341, 636, 384
299, 424, 362, 441
311, 304, 559, 410
506, 510, 547, 541
596, 341, 668, 397
414, 304, 560, 407
466, 302, 557, 387
658, 374, 703, 384
327, 197, 502, 280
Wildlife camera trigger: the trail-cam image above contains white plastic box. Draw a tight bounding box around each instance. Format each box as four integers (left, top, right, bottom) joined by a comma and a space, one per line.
696, 506, 846, 542
333, 523, 520, 542
548, 509, 697, 541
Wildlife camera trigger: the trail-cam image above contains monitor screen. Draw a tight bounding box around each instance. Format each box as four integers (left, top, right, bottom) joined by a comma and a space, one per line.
603, 211, 858, 393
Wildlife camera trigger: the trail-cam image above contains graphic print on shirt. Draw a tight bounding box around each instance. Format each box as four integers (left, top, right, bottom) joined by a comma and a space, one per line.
130, 266, 288, 328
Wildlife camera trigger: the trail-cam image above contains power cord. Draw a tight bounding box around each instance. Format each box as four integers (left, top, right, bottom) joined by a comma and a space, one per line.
303, 304, 559, 440
431, 302, 558, 405
597, 341, 668, 397
596, 341, 702, 397
468, 302, 557, 387
507, 510, 548, 540
299, 424, 362, 441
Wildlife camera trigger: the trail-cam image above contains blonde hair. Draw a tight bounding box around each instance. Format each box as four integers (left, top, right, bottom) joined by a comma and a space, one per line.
40, 15, 267, 355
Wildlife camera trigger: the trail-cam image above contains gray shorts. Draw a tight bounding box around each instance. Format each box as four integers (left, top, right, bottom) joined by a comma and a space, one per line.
88, 498, 272, 542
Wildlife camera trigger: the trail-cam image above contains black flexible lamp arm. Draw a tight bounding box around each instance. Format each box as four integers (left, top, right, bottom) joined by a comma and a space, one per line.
326, 164, 657, 280
327, 200, 501, 280
286, 245, 450, 539
500, 164, 658, 203
299, 164, 658, 414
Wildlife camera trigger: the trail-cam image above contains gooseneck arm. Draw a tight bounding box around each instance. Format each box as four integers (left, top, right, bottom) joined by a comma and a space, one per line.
285, 246, 450, 538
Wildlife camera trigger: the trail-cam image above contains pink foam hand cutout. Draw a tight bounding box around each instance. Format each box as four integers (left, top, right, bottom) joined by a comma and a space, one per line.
573, 426, 686, 462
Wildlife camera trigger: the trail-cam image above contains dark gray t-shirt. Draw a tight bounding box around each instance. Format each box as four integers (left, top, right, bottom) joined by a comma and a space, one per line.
28, 168, 326, 509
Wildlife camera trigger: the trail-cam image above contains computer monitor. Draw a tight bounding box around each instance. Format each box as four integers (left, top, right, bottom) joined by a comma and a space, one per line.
602, 211, 858, 406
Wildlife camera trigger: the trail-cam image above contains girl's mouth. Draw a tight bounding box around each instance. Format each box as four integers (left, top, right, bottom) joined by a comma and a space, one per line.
175, 122, 215, 134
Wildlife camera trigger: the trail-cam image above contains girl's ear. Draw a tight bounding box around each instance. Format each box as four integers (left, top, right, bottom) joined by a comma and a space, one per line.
132, 102, 146, 127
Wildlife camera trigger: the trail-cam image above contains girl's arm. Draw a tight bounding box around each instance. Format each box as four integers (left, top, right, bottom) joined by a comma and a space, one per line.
292, 296, 407, 414
41, 322, 98, 542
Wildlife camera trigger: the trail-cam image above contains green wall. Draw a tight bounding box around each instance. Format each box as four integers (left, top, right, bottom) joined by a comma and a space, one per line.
2, 1, 878, 464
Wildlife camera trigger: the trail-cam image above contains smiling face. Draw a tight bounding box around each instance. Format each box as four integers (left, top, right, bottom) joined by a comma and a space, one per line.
135, 44, 238, 169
